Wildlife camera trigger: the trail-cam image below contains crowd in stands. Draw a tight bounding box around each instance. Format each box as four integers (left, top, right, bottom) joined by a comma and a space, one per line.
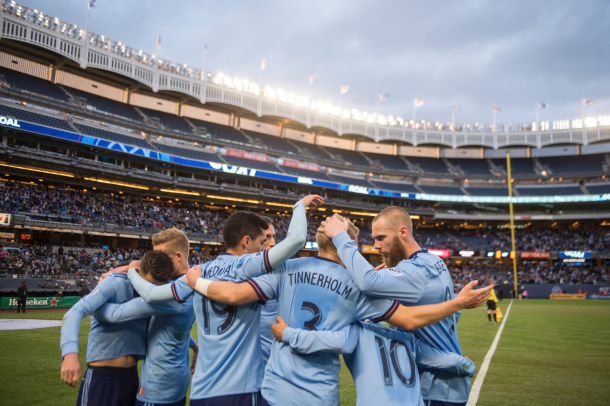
487, 226, 610, 252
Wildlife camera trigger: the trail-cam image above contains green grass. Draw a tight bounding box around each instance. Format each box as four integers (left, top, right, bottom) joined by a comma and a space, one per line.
1, 300, 609, 405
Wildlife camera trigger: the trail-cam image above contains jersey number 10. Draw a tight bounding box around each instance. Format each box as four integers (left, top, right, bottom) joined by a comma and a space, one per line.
374, 335, 416, 388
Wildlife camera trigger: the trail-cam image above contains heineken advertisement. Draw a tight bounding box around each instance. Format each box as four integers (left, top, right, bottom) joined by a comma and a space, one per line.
1, 296, 80, 309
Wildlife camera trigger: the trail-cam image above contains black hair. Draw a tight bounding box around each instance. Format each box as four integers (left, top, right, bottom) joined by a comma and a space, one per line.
139, 250, 174, 284
223, 211, 269, 249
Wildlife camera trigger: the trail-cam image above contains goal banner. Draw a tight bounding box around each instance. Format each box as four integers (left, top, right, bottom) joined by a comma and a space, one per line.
1, 296, 79, 309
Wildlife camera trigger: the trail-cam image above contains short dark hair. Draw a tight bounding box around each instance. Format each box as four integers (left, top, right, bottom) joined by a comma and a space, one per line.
260, 216, 274, 226
223, 211, 269, 249
139, 251, 174, 284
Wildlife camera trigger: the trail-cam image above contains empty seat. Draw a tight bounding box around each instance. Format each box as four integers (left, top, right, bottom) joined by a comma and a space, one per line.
152, 142, 223, 163
0, 67, 70, 102
0, 103, 73, 132
363, 153, 410, 171
586, 183, 610, 194
139, 107, 194, 134
406, 157, 450, 174
323, 146, 371, 168
282, 166, 333, 181
418, 185, 464, 195
64, 87, 144, 122
491, 158, 536, 176
538, 155, 606, 175
189, 119, 250, 144
222, 155, 280, 172
243, 130, 300, 155
369, 181, 419, 194
75, 124, 151, 149
447, 159, 492, 176
330, 174, 372, 188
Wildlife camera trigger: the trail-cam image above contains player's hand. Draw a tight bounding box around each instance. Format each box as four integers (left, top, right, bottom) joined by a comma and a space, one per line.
185, 265, 202, 289
99, 262, 137, 282
299, 194, 324, 207
456, 281, 493, 309
319, 214, 349, 239
190, 344, 199, 375
60, 353, 82, 387
375, 263, 387, 272
272, 316, 288, 342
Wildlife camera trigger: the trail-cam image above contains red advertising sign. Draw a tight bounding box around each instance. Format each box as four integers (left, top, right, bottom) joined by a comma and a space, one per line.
283, 159, 320, 172
428, 249, 451, 258
227, 149, 269, 163
520, 251, 551, 259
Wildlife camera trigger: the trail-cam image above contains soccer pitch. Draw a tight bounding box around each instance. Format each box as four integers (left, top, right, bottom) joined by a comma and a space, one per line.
1, 300, 609, 406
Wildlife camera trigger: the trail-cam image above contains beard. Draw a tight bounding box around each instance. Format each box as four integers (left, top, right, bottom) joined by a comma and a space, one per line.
381, 236, 408, 268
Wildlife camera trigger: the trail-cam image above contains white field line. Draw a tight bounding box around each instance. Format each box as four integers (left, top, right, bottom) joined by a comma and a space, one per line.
466, 299, 514, 406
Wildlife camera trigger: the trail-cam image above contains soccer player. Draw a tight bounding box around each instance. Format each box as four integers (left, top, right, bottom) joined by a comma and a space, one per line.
272, 319, 476, 406
186, 215, 491, 406
60, 250, 174, 406
93, 228, 198, 406
319, 207, 481, 406
128, 195, 323, 406
259, 217, 278, 364
487, 281, 499, 325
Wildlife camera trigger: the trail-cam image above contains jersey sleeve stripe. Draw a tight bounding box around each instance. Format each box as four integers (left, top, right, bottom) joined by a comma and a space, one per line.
171, 282, 186, 304
263, 249, 272, 273
371, 300, 399, 323
246, 280, 268, 305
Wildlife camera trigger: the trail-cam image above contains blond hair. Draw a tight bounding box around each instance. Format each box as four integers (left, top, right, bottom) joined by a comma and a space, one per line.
317, 214, 359, 254
373, 206, 413, 237
152, 227, 189, 257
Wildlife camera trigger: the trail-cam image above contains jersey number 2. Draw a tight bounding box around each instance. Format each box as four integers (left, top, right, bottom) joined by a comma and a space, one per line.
202, 297, 236, 335
374, 335, 416, 387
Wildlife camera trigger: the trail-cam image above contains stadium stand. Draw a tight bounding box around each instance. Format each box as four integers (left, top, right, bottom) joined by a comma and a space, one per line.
516, 186, 582, 196
362, 153, 411, 172
280, 166, 334, 181
464, 186, 508, 196
537, 154, 607, 175
0, 103, 74, 132
322, 146, 372, 168
329, 174, 372, 188
188, 118, 250, 143
152, 142, 224, 163
491, 157, 537, 175
368, 181, 420, 193
418, 184, 464, 195
74, 123, 152, 149
288, 139, 331, 161
586, 183, 610, 194
242, 130, 301, 155
447, 159, 493, 176
138, 107, 194, 134
0, 66, 70, 102
406, 156, 450, 174
222, 155, 282, 172
63, 87, 145, 123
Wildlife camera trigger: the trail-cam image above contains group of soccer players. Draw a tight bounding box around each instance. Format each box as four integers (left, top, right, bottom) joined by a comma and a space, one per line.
60, 194, 493, 406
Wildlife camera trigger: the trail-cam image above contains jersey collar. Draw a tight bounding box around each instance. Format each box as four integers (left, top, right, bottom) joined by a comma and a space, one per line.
407, 249, 428, 261
314, 256, 340, 265
219, 252, 234, 256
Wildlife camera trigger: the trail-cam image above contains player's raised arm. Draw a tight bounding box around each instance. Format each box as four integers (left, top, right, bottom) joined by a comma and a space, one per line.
128, 268, 176, 302
414, 337, 476, 377
386, 281, 493, 331
93, 297, 181, 323
273, 317, 359, 355
266, 194, 323, 269
60, 276, 117, 386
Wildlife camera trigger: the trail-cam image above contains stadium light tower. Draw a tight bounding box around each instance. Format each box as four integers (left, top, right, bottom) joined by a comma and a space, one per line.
451, 106, 459, 132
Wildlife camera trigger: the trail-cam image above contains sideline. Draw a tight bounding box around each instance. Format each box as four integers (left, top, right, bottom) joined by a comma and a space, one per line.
466, 299, 514, 406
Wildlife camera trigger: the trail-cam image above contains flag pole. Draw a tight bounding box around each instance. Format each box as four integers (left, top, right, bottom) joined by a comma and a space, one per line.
203, 45, 207, 79
376, 94, 379, 116
535, 100, 539, 131
82, 0, 91, 68
451, 107, 455, 132
506, 152, 518, 299
413, 103, 416, 123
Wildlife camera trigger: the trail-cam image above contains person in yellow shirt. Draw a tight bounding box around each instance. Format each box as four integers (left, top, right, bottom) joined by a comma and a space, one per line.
487, 281, 499, 325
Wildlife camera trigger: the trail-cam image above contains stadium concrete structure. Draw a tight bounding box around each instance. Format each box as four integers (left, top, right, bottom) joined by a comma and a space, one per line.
0, 0, 608, 250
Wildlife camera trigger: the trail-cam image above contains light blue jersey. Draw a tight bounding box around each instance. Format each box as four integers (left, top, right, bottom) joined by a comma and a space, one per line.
248, 256, 399, 406
190, 250, 275, 400
333, 232, 470, 403
93, 274, 196, 404
60, 273, 146, 363
260, 299, 278, 364
282, 322, 474, 406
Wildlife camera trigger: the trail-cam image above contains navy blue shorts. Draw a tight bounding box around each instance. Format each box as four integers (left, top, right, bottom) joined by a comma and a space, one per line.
190, 392, 262, 406
426, 401, 467, 406
134, 397, 186, 406
76, 365, 138, 406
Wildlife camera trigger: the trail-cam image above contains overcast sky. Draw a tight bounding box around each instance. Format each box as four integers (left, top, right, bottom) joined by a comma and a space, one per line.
24, 0, 610, 124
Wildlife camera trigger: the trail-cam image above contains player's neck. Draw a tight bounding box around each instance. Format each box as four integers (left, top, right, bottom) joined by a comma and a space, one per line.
318, 251, 344, 267
403, 240, 423, 260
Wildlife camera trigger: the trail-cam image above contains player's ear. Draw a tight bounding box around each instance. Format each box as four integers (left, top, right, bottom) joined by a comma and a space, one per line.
241, 235, 250, 249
